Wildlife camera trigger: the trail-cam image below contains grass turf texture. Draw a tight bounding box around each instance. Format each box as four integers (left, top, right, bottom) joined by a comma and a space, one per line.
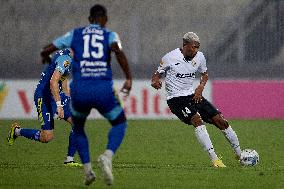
0, 119, 283, 189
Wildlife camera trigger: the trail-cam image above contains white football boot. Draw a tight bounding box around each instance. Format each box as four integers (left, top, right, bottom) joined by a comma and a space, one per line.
84, 170, 96, 186
97, 154, 113, 185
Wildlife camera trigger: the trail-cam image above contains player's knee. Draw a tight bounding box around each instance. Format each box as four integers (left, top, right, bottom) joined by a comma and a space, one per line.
213, 114, 229, 130
219, 120, 229, 130
109, 111, 126, 126
40, 131, 54, 143
191, 113, 204, 127
41, 135, 54, 143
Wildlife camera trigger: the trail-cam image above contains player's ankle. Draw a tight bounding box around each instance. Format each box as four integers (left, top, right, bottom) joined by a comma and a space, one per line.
65, 156, 74, 162
15, 128, 21, 136
83, 162, 92, 175
103, 149, 114, 159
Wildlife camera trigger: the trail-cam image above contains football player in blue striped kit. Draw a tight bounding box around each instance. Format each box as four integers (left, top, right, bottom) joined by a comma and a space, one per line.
7, 49, 82, 167
40, 4, 132, 186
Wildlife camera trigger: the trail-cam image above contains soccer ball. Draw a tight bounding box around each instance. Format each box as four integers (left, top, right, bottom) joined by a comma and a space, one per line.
240, 149, 259, 166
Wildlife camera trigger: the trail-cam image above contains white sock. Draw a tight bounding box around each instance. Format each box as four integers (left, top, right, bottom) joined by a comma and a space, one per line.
65, 156, 74, 162
195, 125, 218, 161
15, 128, 21, 136
83, 162, 92, 175
222, 126, 241, 157
104, 149, 114, 160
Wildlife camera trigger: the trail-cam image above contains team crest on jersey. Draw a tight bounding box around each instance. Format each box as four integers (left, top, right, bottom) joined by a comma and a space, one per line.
160, 61, 164, 65
192, 60, 197, 67
63, 60, 70, 68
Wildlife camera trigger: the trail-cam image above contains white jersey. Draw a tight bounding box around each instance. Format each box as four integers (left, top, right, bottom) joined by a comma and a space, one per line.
157, 48, 207, 100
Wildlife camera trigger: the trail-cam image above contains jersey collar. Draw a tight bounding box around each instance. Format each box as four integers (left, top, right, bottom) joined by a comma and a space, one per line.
90, 24, 101, 27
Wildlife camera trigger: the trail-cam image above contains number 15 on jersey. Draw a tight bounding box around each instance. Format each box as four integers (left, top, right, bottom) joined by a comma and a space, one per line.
82, 34, 104, 59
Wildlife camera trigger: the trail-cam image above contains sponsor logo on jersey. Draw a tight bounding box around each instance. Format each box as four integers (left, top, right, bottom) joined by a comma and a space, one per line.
176, 73, 195, 78
80, 60, 107, 67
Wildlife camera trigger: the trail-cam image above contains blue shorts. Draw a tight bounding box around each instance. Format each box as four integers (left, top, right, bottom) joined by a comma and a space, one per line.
34, 92, 71, 130
70, 80, 124, 122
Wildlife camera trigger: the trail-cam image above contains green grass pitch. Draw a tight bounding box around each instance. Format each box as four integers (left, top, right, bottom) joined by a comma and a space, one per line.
0, 119, 283, 189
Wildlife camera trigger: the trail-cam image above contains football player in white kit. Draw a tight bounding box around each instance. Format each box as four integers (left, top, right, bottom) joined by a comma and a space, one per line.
151, 32, 241, 168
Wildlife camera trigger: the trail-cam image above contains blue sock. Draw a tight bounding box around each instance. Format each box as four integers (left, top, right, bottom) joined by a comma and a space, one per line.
107, 122, 127, 153
73, 117, 90, 164
67, 127, 76, 157
20, 128, 41, 141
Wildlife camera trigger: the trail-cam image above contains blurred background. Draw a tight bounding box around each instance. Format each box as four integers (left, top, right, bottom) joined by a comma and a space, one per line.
0, 0, 283, 80
1, 2, 284, 188
0, 0, 284, 119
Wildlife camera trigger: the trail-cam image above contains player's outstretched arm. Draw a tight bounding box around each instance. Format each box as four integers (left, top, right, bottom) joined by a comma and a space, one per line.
151, 72, 162, 90
111, 42, 132, 97
50, 70, 64, 119
41, 44, 58, 64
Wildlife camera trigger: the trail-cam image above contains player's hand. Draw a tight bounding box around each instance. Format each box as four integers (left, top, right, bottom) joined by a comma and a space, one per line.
120, 79, 132, 98
151, 72, 162, 90
57, 106, 64, 120
151, 80, 162, 90
193, 85, 204, 103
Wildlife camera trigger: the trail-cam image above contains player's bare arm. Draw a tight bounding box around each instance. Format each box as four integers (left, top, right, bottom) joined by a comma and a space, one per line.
151, 71, 162, 90
193, 71, 208, 103
111, 42, 132, 96
61, 78, 73, 124
62, 79, 70, 96
50, 70, 64, 119
40, 44, 58, 64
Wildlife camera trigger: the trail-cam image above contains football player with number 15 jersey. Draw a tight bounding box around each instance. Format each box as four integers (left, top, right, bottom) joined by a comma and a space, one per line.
40, 4, 132, 186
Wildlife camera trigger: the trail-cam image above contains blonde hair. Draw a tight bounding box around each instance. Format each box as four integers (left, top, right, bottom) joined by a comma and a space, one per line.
183, 32, 200, 43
